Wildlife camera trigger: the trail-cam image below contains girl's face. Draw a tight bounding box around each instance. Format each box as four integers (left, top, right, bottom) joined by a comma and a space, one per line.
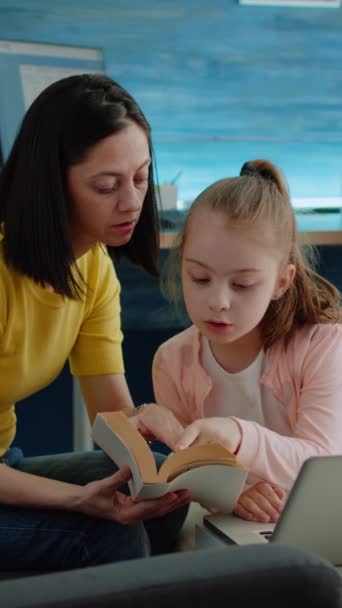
67, 120, 150, 257
181, 207, 295, 349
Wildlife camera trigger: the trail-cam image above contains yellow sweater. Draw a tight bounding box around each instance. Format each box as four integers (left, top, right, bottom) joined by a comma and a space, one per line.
0, 243, 124, 455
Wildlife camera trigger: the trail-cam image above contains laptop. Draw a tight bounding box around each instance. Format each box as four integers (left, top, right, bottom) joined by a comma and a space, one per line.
203, 455, 342, 566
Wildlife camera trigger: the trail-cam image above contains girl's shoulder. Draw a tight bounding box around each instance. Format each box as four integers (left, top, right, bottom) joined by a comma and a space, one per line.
264, 322, 342, 389
268, 322, 342, 355
269, 322, 342, 374
289, 322, 342, 349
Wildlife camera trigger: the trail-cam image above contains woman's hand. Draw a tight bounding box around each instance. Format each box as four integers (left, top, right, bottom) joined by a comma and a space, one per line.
175, 417, 242, 454
233, 481, 285, 523
74, 466, 191, 525
129, 404, 185, 449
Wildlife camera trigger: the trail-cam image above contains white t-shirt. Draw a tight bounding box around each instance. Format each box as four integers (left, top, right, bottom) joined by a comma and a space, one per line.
202, 337, 292, 486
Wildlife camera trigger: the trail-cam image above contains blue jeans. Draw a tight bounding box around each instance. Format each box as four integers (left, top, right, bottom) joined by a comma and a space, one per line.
0, 448, 188, 571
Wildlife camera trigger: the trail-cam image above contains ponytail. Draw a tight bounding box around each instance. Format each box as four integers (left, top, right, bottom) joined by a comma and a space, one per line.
241, 160, 341, 347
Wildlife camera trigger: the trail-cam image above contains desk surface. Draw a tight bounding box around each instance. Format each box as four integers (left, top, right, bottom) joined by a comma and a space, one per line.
160, 230, 342, 248
160, 209, 342, 248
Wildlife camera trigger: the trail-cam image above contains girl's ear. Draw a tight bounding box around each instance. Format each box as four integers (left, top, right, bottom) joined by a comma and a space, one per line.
272, 263, 296, 300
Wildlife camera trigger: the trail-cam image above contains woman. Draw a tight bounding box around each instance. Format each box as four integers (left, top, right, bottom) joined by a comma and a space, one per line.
0, 74, 190, 572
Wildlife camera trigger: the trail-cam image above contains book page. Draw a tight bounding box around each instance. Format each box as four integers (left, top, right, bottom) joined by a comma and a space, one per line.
93, 412, 158, 482
134, 463, 247, 511
168, 464, 248, 512
157, 443, 241, 483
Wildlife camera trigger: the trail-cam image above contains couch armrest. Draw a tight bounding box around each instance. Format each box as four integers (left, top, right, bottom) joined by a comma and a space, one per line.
0, 544, 341, 608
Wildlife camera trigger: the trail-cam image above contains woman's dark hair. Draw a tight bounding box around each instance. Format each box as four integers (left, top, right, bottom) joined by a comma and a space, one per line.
0, 73, 159, 297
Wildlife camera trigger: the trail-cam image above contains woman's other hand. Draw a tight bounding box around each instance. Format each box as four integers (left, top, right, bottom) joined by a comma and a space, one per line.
129, 404, 185, 449
75, 466, 191, 524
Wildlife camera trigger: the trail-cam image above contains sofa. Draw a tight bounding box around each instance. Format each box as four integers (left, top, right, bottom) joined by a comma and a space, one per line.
0, 543, 341, 608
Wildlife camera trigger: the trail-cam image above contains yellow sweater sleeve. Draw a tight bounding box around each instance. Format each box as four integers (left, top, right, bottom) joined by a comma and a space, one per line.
0, 243, 125, 455
69, 246, 124, 376
0, 261, 16, 454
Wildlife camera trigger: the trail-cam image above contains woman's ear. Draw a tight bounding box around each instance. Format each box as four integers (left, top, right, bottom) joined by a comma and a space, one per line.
272, 263, 296, 300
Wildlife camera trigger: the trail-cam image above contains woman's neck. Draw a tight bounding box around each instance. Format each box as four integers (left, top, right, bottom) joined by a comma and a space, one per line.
208, 327, 264, 374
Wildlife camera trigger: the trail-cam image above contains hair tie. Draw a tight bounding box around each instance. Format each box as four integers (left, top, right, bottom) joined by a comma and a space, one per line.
240, 161, 279, 189
240, 162, 259, 178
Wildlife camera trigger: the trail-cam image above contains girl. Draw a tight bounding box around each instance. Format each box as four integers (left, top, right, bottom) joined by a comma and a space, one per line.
136, 159, 342, 524
0, 74, 189, 572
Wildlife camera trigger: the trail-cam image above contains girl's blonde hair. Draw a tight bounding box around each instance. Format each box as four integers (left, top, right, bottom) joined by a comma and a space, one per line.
163, 159, 341, 348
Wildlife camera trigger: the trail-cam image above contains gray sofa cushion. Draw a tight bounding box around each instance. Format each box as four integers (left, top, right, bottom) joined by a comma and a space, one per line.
0, 544, 341, 608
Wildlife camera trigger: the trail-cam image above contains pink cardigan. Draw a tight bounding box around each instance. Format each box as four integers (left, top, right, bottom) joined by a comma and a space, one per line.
152, 323, 342, 489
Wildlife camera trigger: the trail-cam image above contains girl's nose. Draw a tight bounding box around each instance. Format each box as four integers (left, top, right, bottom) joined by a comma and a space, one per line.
208, 289, 231, 312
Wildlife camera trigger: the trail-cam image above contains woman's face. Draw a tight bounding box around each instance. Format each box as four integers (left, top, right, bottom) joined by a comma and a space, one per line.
67, 120, 151, 257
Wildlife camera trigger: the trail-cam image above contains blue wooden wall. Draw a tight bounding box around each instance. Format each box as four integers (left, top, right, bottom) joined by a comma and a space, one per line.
0, 0, 341, 203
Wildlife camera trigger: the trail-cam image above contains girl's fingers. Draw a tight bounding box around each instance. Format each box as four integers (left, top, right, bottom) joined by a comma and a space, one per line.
237, 495, 272, 523
233, 502, 255, 521
237, 483, 284, 523
272, 485, 286, 500
175, 424, 200, 450
255, 483, 284, 512
131, 407, 185, 448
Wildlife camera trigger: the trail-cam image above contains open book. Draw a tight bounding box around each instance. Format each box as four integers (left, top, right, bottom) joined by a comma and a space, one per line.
92, 411, 248, 512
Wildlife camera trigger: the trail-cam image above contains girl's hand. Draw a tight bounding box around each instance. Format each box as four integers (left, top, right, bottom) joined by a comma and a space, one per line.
129, 404, 185, 449
175, 417, 242, 454
233, 481, 285, 523
75, 466, 191, 524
